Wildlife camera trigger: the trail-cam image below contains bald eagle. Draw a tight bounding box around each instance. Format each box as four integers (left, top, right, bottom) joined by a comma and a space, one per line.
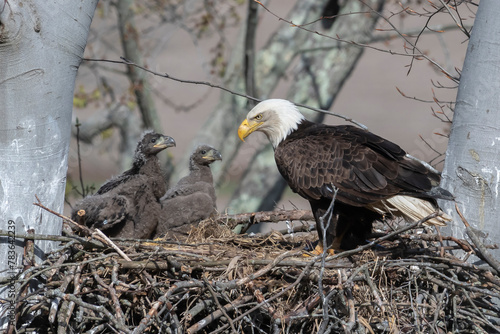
238, 99, 452, 254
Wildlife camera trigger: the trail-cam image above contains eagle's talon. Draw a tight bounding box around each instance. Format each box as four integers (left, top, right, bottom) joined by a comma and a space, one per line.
303, 243, 336, 257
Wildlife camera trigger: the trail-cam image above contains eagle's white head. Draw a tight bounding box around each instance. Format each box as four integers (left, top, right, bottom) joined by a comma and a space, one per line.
238, 99, 305, 149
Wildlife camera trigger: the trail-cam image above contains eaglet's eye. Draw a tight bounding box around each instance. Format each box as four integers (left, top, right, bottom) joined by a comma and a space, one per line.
201, 150, 207, 154
254, 114, 263, 121
151, 138, 157, 143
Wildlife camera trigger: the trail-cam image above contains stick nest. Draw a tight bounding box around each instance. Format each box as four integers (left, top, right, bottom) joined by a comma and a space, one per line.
6, 213, 500, 334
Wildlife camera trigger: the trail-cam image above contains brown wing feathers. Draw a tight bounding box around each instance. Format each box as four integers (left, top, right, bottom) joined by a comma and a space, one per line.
276, 123, 437, 206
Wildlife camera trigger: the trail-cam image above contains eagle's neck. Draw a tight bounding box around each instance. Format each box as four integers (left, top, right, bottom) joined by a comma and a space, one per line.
139, 155, 160, 174
269, 111, 305, 149
189, 162, 214, 184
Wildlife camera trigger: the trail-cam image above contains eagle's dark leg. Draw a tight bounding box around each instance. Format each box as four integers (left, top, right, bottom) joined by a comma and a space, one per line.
308, 199, 338, 255
307, 200, 381, 255
336, 202, 381, 250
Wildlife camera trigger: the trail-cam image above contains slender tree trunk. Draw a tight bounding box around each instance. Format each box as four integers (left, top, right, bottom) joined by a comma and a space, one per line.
440, 0, 500, 262
116, 0, 162, 133
244, 0, 259, 106
229, 0, 385, 215
0, 0, 98, 326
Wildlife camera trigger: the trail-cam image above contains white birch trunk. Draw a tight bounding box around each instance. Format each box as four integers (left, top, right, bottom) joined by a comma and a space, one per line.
440, 0, 500, 262
0, 0, 98, 326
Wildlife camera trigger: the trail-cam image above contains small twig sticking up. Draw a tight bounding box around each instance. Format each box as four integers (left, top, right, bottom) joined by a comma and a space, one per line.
93, 229, 132, 262
318, 185, 338, 333
34, 195, 93, 236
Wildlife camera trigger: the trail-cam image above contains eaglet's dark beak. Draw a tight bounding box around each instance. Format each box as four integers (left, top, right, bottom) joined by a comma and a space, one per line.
154, 135, 176, 149
203, 149, 222, 162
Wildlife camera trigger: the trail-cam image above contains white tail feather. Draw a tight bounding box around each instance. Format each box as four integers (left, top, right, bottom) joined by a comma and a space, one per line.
368, 195, 451, 226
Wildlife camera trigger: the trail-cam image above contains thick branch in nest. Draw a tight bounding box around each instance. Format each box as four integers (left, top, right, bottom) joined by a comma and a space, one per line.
211, 209, 314, 229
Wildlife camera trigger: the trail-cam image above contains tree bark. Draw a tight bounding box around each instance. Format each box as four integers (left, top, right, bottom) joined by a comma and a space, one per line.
440, 0, 500, 262
244, 0, 259, 105
0, 0, 98, 325
229, 0, 385, 215
116, 0, 162, 133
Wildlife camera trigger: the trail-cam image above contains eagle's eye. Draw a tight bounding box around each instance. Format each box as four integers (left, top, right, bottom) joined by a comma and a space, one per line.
255, 114, 263, 121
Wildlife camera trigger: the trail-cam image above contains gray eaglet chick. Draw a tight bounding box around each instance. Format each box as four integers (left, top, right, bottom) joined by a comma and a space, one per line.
72, 131, 176, 239
154, 145, 222, 239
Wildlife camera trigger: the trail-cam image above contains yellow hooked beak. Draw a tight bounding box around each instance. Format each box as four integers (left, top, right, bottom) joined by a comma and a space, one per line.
238, 119, 262, 142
